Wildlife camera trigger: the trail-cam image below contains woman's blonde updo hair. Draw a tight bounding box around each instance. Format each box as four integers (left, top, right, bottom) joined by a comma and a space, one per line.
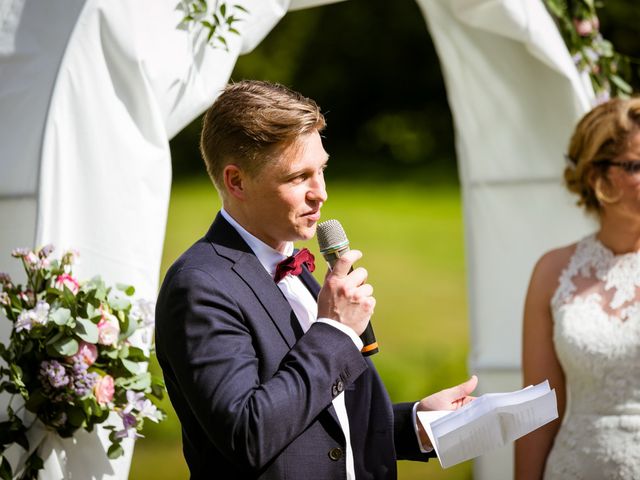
565, 97, 640, 214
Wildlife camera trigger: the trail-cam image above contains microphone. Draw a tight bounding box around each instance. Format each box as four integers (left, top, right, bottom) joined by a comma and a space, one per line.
316, 219, 379, 357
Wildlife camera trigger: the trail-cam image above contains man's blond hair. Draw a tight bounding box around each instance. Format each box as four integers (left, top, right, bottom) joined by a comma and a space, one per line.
200, 80, 326, 194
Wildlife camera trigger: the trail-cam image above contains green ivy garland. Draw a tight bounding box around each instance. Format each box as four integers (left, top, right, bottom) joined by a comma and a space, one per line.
544, 0, 634, 102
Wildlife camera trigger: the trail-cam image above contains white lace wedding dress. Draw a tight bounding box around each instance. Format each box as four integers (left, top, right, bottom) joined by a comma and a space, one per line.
545, 234, 640, 479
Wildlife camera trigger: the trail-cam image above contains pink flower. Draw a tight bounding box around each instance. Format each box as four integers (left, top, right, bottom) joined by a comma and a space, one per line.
55, 274, 80, 295
573, 17, 598, 37
25, 252, 39, 266
94, 375, 115, 405
68, 341, 98, 366
97, 311, 120, 346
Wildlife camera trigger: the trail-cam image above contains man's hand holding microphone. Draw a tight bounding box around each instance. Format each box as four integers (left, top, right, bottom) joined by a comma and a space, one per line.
317, 249, 375, 338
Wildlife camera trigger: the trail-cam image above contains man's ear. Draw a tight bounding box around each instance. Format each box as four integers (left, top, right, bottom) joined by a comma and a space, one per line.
223, 164, 246, 200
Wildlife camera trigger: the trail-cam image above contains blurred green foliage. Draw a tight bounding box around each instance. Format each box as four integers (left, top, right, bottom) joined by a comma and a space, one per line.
170, 0, 455, 181
169, 0, 640, 183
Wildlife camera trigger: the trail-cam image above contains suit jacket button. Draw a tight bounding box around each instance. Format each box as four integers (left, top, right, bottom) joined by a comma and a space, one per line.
328, 447, 343, 461
331, 385, 339, 397
336, 380, 344, 393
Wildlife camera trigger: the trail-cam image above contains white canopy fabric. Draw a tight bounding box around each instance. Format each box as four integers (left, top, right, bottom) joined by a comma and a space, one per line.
416, 0, 596, 477
0, 0, 341, 477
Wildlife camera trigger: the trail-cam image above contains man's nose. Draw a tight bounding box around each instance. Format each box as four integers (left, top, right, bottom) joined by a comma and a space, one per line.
309, 174, 328, 203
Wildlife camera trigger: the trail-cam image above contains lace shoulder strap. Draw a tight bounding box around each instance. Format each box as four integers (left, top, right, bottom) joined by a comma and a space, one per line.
550, 235, 596, 309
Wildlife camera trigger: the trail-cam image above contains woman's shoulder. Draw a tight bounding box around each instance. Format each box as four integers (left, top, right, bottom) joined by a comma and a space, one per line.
528, 242, 579, 297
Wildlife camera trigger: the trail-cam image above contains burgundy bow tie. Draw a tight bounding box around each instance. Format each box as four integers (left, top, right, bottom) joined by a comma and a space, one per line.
274, 248, 315, 283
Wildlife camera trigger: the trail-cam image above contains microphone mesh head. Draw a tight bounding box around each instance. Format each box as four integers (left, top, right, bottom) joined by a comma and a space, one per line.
317, 219, 348, 251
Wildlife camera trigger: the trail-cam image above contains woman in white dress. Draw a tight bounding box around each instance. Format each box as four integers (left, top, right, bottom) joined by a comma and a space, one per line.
515, 97, 640, 480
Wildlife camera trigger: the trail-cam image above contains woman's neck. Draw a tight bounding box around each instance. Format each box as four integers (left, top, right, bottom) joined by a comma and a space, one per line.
597, 211, 640, 254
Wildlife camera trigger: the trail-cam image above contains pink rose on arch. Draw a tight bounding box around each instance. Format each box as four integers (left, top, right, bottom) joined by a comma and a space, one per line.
573, 17, 599, 37
67, 341, 98, 366
94, 375, 115, 405
55, 273, 80, 295
97, 311, 120, 346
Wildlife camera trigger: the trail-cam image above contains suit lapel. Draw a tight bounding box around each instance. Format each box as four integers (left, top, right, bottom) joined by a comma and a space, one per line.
206, 213, 300, 349
231, 255, 300, 348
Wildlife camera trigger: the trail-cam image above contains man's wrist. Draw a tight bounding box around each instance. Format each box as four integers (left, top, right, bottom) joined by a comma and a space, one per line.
412, 402, 434, 453
317, 318, 364, 350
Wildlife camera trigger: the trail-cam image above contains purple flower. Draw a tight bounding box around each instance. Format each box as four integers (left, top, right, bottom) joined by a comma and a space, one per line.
38, 244, 54, 259
70, 359, 99, 397
115, 411, 141, 440
571, 52, 582, 66
123, 390, 162, 422
40, 360, 70, 389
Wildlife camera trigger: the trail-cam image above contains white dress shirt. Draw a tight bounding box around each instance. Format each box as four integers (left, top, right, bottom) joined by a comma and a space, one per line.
221, 209, 360, 479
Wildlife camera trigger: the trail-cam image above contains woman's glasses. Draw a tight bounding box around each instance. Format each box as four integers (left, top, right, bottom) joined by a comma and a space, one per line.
600, 159, 640, 175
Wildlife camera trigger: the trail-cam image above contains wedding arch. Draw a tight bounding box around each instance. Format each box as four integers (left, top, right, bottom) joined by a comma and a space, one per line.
0, 0, 597, 478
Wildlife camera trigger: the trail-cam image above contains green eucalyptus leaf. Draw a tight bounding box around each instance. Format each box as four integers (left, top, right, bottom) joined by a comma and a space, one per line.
126, 346, 148, 362
67, 406, 85, 428
119, 372, 151, 390
53, 337, 79, 357
121, 358, 141, 375
62, 286, 75, 306
610, 74, 633, 94
115, 283, 135, 296
118, 345, 129, 359
104, 348, 119, 359
108, 294, 130, 312
74, 317, 99, 343
220, 3, 226, 17
121, 316, 138, 340
107, 442, 124, 459
50, 308, 71, 326
46, 330, 65, 346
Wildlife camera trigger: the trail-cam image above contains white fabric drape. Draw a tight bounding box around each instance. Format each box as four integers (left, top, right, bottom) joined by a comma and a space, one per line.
415, 0, 595, 477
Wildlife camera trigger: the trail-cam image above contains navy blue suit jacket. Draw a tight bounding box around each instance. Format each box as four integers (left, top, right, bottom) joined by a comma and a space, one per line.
155, 213, 432, 479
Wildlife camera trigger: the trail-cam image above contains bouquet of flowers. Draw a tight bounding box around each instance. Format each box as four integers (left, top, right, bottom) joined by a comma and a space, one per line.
0, 246, 165, 479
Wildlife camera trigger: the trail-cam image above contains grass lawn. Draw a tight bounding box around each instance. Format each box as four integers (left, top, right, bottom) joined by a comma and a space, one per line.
130, 177, 472, 480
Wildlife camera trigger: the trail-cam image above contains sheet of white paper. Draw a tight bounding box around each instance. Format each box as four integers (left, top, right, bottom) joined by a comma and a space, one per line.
417, 380, 558, 468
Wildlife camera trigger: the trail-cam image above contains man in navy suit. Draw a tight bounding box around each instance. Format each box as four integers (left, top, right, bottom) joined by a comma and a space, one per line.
155, 80, 477, 479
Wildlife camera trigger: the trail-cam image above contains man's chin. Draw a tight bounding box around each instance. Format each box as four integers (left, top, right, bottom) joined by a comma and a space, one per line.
296, 224, 317, 241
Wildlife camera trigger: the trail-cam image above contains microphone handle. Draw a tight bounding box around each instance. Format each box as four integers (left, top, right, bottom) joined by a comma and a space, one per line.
324, 253, 379, 357
359, 320, 379, 357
